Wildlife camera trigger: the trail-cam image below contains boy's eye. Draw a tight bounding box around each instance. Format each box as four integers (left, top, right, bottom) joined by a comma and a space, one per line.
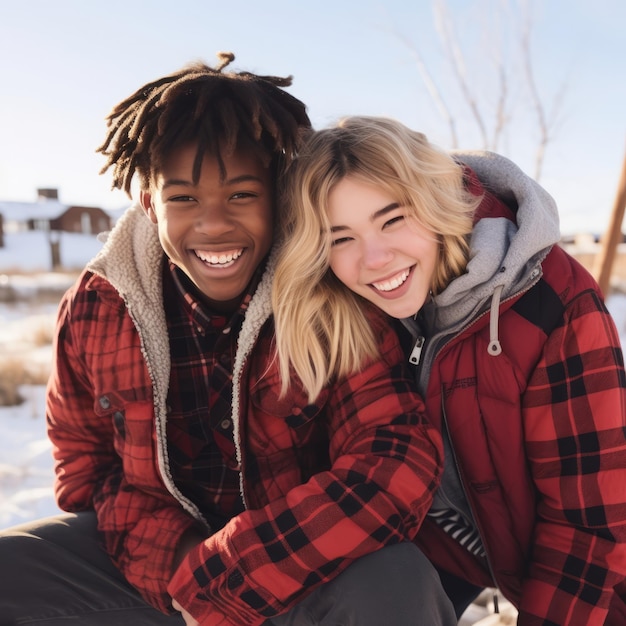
231, 191, 257, 200
169, 195, 194, 202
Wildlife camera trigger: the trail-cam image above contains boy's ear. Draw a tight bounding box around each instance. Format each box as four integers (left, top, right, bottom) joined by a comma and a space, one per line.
139, 190, 158, 224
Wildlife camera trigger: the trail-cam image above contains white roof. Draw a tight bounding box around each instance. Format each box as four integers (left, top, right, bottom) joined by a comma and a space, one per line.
0, 199, 67, 221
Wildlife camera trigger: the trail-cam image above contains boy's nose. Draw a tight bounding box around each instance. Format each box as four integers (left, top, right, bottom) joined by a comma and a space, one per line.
195, 203, 233, 233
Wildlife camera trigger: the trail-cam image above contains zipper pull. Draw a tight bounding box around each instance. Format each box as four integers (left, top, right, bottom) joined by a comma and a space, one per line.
409, 336, 425, 365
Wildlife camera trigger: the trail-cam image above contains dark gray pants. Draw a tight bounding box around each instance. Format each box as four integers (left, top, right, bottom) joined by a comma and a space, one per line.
0, 513, 456, 625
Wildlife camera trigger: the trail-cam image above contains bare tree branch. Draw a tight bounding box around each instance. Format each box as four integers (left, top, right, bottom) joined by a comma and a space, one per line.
520, 3, 549, 179
391, 0, 568, 176
434, 0, 489, 148
487, 0, 512, 151
396, 31, 460, 147
491, 65, 509, 151
519, 0, 568, 180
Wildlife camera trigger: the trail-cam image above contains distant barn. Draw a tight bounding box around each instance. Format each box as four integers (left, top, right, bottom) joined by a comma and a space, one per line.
0, 188, 120, 246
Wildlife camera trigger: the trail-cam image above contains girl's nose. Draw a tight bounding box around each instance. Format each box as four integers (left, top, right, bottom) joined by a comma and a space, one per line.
361, 237, 393, 269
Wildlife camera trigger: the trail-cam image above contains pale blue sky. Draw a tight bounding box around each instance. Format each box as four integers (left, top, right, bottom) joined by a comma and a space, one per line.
1, 0, 624, 235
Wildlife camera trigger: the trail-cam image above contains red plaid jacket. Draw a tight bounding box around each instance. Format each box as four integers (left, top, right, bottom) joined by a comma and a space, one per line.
46, 206, 443, 625
412, 244, 626, 625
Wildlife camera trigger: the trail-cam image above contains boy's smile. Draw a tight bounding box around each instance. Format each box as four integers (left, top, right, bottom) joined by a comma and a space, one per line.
140, 143, 274, 312
194, 248, 243, 267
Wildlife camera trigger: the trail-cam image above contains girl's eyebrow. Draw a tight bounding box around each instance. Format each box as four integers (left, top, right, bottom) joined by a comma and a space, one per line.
330, 203, 400, 232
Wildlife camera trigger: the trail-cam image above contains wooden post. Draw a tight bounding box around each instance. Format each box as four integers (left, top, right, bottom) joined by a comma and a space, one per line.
593, 144, 626, 295
50, 239, 61, 270
47, 230, 62, 270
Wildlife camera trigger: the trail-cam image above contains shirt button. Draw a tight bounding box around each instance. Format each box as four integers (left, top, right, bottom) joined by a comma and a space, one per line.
99, 396, 111, 409
220, 419, 231, 430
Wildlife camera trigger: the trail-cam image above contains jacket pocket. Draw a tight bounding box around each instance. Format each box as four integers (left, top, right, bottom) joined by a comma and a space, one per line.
94, 392, 162, 492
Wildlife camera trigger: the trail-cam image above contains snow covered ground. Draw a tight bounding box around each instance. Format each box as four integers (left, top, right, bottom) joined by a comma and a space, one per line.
1, 230, 625, 625
1, 231, 104, 527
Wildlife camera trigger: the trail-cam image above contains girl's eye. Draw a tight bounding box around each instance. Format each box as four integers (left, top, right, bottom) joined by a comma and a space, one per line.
331, 236, 353, 246
383, 215, 405, 228
169, 195, 194, 202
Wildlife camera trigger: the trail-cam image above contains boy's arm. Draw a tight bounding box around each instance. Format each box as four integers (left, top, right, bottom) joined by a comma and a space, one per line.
168, 321, 443, 625
47, 280, 201, 613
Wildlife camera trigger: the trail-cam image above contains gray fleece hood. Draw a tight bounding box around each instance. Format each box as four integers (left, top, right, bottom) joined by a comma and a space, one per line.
408, 152, 562, 545
411, 151, 561, 342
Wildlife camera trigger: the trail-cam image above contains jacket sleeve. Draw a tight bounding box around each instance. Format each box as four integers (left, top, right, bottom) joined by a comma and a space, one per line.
519, 286, 626, 625
168, 319, 443, 625
46, 275, 200, 613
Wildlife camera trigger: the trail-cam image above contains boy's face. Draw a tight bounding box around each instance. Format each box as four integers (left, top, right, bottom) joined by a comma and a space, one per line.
140, 143, 274, 312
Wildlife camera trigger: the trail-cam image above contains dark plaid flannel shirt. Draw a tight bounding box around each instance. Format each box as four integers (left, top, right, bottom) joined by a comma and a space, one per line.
163, 261, 262, 529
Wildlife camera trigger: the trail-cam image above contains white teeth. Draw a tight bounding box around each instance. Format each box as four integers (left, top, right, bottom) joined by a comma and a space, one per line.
195, 249, 243, 266
372, 270, 409, 292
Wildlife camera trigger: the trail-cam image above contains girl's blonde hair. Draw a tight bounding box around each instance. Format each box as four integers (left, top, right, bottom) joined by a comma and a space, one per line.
272, 116, 480, 401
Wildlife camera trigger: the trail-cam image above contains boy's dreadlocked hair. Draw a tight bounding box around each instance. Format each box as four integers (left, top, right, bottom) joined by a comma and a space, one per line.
97, 52, 311, 196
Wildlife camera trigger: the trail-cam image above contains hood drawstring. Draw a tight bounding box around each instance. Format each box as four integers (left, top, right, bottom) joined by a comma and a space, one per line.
488, 284, 504, 356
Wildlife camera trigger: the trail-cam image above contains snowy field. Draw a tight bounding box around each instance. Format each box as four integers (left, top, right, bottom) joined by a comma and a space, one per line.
2, 230, 626, 625
0, 230, 105, 527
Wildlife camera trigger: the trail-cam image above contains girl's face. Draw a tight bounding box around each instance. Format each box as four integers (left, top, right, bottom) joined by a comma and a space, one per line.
327, 176, 439, 319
